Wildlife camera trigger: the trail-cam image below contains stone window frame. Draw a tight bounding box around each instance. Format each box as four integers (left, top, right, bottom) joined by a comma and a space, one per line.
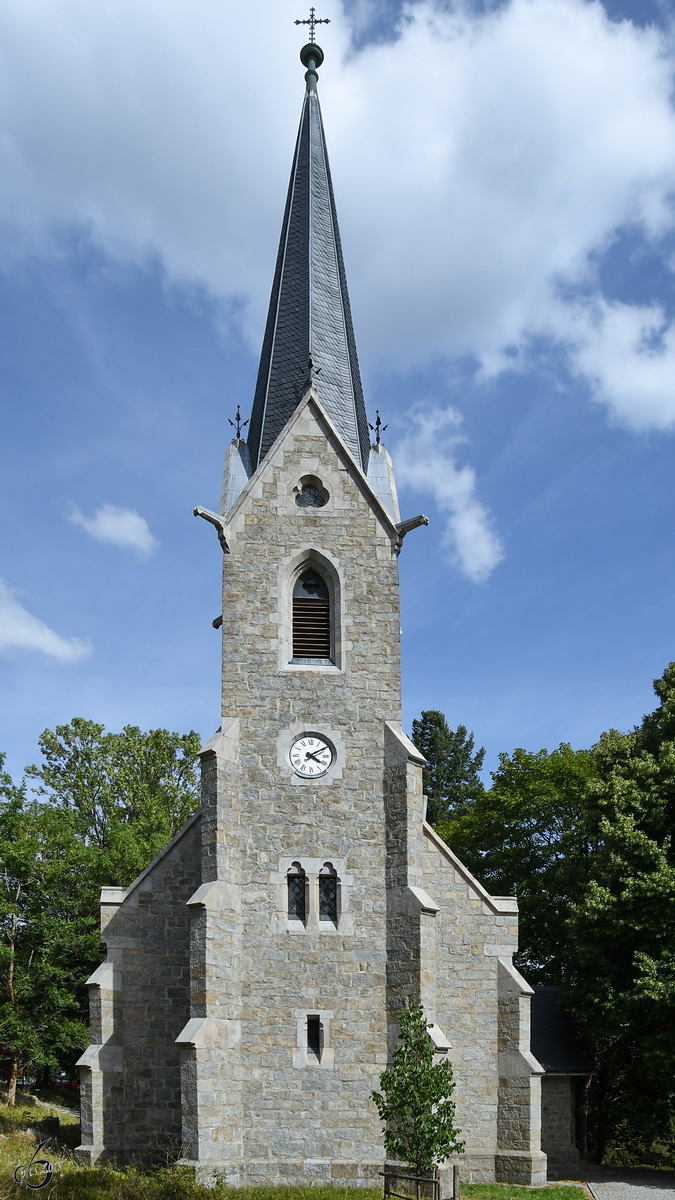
271, 856, 354, 936
292, 474, 330, 508
277, 547, 344, 673
293, 1008, 334, 1069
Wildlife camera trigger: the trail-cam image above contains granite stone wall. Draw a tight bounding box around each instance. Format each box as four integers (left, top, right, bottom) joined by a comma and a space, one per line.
541, 1076, 581, 1178
77, 816, 201, 1164
414, 824, 546, 1185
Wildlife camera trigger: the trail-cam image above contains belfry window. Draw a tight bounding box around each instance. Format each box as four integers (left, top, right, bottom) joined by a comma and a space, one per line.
287, 864, 307, 923
319, 863, 338, 926
292, 569, 331, 661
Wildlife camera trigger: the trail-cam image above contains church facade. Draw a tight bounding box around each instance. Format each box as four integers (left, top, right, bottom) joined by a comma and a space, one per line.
77, 40, 549, 1188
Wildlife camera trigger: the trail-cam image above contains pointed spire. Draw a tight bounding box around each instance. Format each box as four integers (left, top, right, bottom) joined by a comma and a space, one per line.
246, 40, 370, 473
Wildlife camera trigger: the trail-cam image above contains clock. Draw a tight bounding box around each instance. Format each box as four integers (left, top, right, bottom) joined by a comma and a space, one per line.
289, 734, 334, 778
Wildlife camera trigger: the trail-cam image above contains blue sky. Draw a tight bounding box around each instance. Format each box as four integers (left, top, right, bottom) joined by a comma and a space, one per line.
2, 0, 675, 783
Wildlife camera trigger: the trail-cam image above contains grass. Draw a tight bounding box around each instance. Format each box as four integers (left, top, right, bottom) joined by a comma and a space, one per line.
0, 1174, 589, 1200
31, 1088, 81, 1112
0, 1091, 81, 1195
0, 1106, 588, 1200
3, 1172, 386, 1200
463, 1189, 584, 1200
0, 1141, 589, 1200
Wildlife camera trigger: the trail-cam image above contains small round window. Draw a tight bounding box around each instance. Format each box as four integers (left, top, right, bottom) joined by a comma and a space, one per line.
295, 476, 329, 508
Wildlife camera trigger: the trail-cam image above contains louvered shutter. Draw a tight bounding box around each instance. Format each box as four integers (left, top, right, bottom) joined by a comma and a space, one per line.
292, 598, 330, 659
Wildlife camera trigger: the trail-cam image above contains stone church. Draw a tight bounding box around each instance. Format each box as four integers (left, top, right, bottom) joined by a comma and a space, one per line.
77, 37, 587, 1188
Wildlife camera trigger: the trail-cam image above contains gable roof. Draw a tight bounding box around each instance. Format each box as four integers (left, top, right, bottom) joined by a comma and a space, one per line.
102, 809, 202, 907
423, 820, 519, 917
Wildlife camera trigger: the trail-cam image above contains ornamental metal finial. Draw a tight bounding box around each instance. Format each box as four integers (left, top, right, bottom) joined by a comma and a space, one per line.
369, 410, 388, 446
295, 7, 330, 43
228, 405, 249, 439
301, 356, 322, 389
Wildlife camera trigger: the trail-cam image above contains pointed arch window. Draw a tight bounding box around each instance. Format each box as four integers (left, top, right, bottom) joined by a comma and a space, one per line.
319, 862, 338, 927
292, 569, 331, 662
287, 863, 307, 924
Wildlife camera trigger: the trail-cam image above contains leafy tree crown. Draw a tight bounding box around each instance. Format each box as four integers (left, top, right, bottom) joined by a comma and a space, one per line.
411, 711, 485, 825
371, 1001, 464, 1174
0, 721, 202, 1100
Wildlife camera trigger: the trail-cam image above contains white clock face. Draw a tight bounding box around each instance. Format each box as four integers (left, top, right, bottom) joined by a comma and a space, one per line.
289, 734, 333, 778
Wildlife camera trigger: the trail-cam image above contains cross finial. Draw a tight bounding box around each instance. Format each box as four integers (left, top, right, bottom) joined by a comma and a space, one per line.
295, 7, 330, 43
228, 405, 249, 440
369, 410, 388, 446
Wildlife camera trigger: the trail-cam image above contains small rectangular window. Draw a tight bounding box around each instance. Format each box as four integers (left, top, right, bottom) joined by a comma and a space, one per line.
287, 874, 306, 922
307, 1015, 323, 1061
293, 1008, 334, 1069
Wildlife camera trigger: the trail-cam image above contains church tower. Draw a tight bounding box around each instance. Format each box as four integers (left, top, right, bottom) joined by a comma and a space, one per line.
78, 34, 547, 1190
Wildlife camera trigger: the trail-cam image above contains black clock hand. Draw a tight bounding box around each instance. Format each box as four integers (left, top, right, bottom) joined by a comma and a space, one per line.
304, 750, 326, 764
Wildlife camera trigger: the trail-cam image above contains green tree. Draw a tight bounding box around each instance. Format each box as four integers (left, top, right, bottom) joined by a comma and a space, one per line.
25, 718, 202, 885
439, 742, 595, 980
0, 759, 95, 1104
411, 712, 485, 825
561, 676, 675, 1161
437, 665, 675, 1163
0, 719, 202, 1103
371, 1001, 464, 1175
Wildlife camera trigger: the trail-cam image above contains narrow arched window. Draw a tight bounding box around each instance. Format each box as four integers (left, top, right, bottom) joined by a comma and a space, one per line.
287, 863, 307, 923
292, 569, 331, 662
319, 862, 338, 926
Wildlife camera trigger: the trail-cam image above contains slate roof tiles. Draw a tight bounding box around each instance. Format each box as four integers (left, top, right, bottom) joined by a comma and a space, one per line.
247, 79, 370, 473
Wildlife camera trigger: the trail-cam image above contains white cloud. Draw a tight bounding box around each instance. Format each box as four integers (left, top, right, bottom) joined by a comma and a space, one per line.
565, 299, 675, 431
69, 504, 159, 557
394, 407, 504, 583
335, 0, 675, 428
0, 0, 674, 427
0, 580, 90, 662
